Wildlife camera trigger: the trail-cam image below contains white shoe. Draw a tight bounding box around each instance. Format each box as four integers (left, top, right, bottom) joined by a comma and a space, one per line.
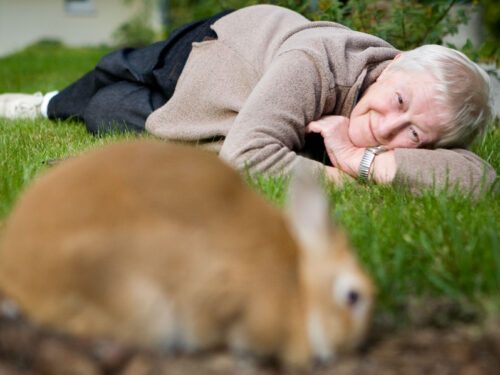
0, 92, 44, 119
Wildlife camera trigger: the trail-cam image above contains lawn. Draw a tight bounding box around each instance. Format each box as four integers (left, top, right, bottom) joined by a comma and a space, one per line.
0, 42, 499, 334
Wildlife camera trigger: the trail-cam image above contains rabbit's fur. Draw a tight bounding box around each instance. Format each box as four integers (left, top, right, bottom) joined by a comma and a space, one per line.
0, 140, 373, 366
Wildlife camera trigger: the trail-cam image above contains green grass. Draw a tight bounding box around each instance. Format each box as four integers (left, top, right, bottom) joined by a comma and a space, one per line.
1, 43, 499, 329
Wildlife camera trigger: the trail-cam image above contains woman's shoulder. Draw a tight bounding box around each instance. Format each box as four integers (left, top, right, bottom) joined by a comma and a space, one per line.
211, 5, 309, 40
224, 4, 308, 21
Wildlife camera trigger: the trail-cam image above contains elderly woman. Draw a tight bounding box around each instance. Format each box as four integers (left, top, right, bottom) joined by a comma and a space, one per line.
0, 5, 495, 193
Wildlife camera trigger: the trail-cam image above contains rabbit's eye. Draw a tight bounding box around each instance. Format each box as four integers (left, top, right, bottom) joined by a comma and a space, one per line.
346, 290, 360, 307
333, 274, 364, 309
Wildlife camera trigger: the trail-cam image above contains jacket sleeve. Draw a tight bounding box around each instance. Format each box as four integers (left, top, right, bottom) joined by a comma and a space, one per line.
394, 148, 497, 195
219, 50, 330, 175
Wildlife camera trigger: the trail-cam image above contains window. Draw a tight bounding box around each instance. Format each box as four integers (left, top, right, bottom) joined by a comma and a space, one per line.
65, 0, 96, 16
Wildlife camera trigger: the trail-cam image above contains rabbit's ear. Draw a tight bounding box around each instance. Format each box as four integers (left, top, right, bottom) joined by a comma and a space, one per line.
286, 162, 331, 256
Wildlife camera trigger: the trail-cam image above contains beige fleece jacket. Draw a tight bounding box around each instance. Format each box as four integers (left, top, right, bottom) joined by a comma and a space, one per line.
146, 5, 496, 194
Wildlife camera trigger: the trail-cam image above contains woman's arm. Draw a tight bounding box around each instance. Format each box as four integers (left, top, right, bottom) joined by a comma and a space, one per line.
219, 48, 355, 186
393, 148, 496, 194
220, 50, 330, 174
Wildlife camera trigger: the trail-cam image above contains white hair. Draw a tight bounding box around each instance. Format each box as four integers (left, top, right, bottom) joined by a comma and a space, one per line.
387, 44, 493, 148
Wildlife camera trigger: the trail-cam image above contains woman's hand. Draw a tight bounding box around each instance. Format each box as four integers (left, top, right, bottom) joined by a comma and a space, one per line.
306, 115, 397, 183
306, 116, 364, 177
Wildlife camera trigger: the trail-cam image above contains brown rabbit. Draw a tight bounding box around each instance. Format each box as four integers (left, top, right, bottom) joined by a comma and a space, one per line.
0, 140, 374, 367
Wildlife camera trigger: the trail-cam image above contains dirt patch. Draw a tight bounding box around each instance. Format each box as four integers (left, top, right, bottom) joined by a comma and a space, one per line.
0, 298, 498, 374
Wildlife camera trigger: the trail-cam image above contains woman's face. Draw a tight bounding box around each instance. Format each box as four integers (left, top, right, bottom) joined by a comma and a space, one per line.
349, 67, 448, 149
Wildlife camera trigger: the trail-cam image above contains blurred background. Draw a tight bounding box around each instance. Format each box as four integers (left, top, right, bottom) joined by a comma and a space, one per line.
0, 1, 498, 55
0, 0, 164, 56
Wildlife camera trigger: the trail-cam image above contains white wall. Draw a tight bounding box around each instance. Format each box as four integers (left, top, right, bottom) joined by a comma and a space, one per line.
442, 4, 498, 117
0, 0, 158, 56
443, 4, 485, 48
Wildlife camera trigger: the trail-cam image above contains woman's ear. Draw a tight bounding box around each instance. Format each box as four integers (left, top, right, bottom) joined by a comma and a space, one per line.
378, 53, 402, 81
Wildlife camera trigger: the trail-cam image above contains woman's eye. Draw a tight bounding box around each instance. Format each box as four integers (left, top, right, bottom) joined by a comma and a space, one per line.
397, 93, 403, 106
410, 127, 419, 142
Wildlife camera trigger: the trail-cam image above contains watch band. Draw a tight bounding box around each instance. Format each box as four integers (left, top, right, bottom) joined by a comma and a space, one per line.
358, 146, 387, 182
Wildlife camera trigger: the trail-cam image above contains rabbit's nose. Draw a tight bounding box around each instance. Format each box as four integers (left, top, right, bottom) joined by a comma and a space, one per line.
313, 353, 334, 368
0, 298, 20, 320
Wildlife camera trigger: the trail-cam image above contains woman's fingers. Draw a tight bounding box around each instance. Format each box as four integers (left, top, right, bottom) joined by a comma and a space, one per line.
305, 122, 319, 134
305, 116, 363, 177
305, 116, 349, 136
304, 119, 331, 134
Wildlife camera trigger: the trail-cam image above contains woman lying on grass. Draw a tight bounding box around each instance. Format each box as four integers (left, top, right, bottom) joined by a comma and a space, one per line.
0, 5, 495, 194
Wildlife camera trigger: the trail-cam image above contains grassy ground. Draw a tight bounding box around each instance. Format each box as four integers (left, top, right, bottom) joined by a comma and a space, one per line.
0, 42, 499, 332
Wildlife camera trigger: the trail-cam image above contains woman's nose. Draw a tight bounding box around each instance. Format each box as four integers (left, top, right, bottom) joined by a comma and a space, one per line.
377, 115, 408, 143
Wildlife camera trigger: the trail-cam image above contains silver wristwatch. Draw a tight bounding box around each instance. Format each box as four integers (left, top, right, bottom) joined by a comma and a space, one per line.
358, 146, 387, 182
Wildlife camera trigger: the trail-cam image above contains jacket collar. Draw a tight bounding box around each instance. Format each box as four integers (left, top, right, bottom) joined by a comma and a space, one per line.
340, 59, 393, 117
